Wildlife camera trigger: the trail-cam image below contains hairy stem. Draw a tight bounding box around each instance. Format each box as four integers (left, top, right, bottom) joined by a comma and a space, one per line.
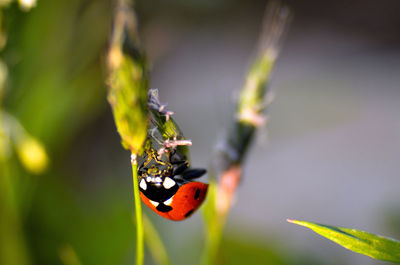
201, 2, 291, 264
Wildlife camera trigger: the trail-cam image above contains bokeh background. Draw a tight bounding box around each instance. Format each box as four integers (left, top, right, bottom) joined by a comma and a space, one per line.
1, 0, 400, 265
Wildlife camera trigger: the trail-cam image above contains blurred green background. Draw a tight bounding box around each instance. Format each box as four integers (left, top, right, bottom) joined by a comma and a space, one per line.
1, 0, 400, 265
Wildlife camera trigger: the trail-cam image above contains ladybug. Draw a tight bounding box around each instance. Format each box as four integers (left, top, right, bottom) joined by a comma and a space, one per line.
138, 148, 208, 221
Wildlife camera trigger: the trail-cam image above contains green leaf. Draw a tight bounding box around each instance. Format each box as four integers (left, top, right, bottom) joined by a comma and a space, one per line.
288, 219, 400, 263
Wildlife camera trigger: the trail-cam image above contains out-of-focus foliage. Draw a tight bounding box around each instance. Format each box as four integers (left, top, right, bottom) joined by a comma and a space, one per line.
219, 233, 324, 265
1, 111, 49, 174
4, 0, 110, 149
15, 135, 48, 174
220, 235, 288, 265
200, 4, 290, 265
0, 0, 140, 265
385, 207, 400, 240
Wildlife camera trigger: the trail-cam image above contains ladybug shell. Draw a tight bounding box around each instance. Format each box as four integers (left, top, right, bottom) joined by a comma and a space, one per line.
140, 182, 208, 221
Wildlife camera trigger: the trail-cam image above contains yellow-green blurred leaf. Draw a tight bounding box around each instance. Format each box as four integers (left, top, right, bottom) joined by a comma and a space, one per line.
59, 245, 82, 265
16, 135, 48, 174
18, 0, 36, 11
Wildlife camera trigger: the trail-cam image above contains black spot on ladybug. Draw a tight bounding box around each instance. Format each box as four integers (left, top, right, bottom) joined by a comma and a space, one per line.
156, 203, 173, 213
194, 188, 200, 200
184, 209, 194, 218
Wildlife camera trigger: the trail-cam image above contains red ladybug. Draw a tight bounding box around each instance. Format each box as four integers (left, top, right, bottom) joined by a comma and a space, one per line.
138, 149, 208, 221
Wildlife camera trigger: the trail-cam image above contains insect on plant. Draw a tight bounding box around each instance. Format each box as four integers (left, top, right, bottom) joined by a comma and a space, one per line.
137, 89, 209, 221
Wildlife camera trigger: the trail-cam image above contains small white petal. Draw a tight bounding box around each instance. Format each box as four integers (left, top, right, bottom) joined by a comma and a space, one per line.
163, 177, 176, 189
139, 179, 147, 190
164, 197, 173, 206
155, 177, 162, 183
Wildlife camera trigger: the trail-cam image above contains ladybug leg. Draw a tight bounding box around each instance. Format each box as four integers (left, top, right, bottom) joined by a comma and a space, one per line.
148, 148, 169, 167
182, 168, 207, 180
142, 148, 157, 168
171, 160, 189, 176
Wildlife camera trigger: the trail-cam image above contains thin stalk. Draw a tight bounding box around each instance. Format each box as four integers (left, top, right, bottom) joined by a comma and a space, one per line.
0, 129, 31, 265
200, 2, 291, 264
131, 154, 144, 265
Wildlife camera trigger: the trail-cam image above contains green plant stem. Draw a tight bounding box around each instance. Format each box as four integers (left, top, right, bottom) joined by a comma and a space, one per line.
131, 155, 144, 265
108, 1, 148, 263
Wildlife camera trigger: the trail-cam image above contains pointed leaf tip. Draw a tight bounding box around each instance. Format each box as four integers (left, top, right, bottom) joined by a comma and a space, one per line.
289, 220, 400, 263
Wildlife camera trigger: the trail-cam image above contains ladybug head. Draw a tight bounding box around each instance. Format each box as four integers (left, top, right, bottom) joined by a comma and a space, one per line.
138, 169, 179, 203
